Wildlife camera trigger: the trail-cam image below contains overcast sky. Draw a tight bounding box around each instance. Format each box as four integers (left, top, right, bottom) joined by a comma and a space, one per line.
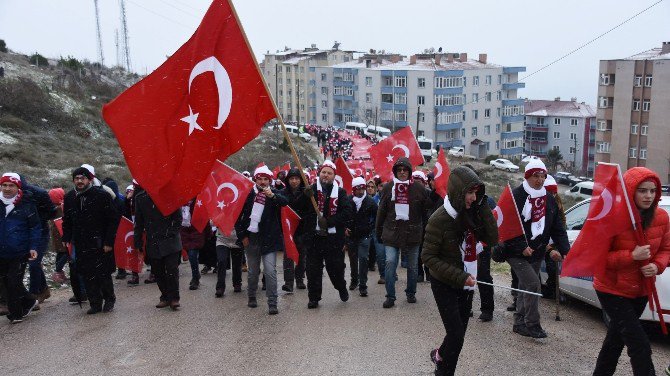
1, 0, 668, 105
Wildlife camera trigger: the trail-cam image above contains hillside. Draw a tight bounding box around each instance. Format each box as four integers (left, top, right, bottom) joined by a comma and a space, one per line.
0, 47, 319, 190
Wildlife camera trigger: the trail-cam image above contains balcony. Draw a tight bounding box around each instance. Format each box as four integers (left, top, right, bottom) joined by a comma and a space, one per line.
436, 123, 462, 131
502, 114, 524, 123
524, 136, 548, 144
503, 67, 526, 74
503, 82, 525, 90
525, 123, 548, 131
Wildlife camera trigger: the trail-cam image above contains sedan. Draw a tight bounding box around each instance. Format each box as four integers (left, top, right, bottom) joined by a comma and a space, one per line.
489, 158, 520, 172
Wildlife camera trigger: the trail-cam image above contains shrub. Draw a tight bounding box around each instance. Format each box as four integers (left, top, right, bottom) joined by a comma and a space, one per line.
29, 53, 49, 67
0, 39, 7, 53
484, 154, 498, 164
0, 77, 78, 129
58, 56, 84, 71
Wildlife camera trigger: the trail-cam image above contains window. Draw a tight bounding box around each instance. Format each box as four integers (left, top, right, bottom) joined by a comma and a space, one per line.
321, 87, 328, 95
634, 75, 642, 87
599, 74, 609, 85
485, 92, 492, 102
554, 118, 561, 125
394, 93, 407, 104
502, 105, 524, 117
496, 108, 501, 117
434, 76, 463, 88
286, 79, 291, 85
597, 120, 607, 131
472, 110, 479, 120
381, 110, 393, 121
285, 66, 291, 72
321, 113, 328, 122
383, 76, 393, 86
365, 77, 372, 87
553, 131, 560, 139
484, 125, 491, 135
496, 91, 501, 100
343, 72, 353, 82
417, 95, 425, 105
495, 124, 500, 133
642, 100, 650, 112
495, 140, 500, 150
640, 148, 647, 159
631, 124, 638, 134
365, 93, 372, 103
472, 127, 478, 137
419, 112, 425, 122
571, 119, 578, 126
434, 94, 463, 106
485, 75, 492, 85
472, 76, 479, 86
395, 76, 406, 87
570, 132, 577, 140
597, 142, 610, 153
629, 148, 637, 158
461, 128, 466, 138
418, 78, 425, 88
553, 146, 560, 151
497, 75, 502, 85
436, 111, 463, 124
598, 97, 608, 108
537, 117, 545, 125
394, 110, 407, 121
344, 114, 353, 122
344, 87, 354, 96
321, 100, 328, 108
472, 93, 479, 103
278, 78, 283, 84
641, 124, 648, 135
633, 99, 641, 111
365, 109, 373, 119
484, 109, 491, 118
381, 93, 393, 103
333, 86, 343, 95
644, 75, 652, 87
569, 147, 576, 154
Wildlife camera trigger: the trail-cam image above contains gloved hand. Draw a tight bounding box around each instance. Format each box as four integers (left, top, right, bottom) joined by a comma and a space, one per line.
318, 215, 328, 230
303, 186, 314, 198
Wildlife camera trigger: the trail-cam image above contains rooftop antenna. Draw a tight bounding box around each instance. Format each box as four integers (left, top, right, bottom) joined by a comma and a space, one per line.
119, 0, 132, 71
115, 29, 121, 68
93, 0, 105, 66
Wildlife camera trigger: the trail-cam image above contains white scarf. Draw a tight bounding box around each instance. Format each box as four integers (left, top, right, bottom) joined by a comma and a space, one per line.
248, 185, 267, 233
181, 206, 192, 227
521, 180, 547, 240
352, 192, 367, 211
391, 178, 410, 221
1, 195, 17, 217
316, 178, 338, 234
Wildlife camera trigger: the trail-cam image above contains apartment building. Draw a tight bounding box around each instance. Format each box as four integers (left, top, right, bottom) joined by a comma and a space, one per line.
261, 43, 354, 123
524, 98, 596, 175
314, 53, 526, 158
595, 42, 670, 183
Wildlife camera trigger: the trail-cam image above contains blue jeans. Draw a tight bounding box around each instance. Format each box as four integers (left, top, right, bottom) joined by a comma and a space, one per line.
356, 237, 371, 289
187, 249, 200, 281
372, 234, 385, 278
28, 229, 49, 294
384, 245, 419, 301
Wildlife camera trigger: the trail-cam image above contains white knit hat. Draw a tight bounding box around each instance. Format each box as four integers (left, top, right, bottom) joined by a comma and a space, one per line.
524, 159, 547, 179
254, 165, 273, 180
319, 160, 337, 173
352, 177, 366, 189
412, 171, 427, 182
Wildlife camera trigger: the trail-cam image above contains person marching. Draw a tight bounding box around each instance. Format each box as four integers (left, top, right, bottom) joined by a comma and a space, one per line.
133, 184, 183, 310
62, 167, 120, 315
345, 177, 378, 297
280, 167, 309, 292
502, 159, 569, 338
422, 166, 498, 376
541, 174, 566, 301
180, 199, 211, 291
0, 173, 40, 323
302, 160, 353, 309
375, 157, 431, 308
592, 167, 670, 376
367, 177, 386, 284
235, 165, 288, 315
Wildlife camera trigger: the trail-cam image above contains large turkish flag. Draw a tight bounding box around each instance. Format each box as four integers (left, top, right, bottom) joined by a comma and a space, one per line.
114, 217, 144, 274
492, 184, 525, 243
432, 148, 450, 198
335, 157, 354, 194
281, 206, 301, 265
102, 0, 276, 215
368, 127, 423, 180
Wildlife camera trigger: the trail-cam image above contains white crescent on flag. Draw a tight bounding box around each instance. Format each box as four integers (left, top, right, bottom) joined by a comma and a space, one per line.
434, 162, 443, 179
124, 231, 133, 244
589, 188, 613, 221
216, 182, 240, 203
392, 144, 410, 158
181, 56, 233, 135
493, 206, 503, 227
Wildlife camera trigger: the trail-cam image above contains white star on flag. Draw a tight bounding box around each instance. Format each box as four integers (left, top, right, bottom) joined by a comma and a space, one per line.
196, 200, 203, 207
180, 106, 203, 135
386, 154, 394, 163
126, 246, 133, 254
217, 200, 226, 209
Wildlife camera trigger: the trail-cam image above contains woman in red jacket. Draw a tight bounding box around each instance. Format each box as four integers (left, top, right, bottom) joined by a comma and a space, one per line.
593, 167, 670, 376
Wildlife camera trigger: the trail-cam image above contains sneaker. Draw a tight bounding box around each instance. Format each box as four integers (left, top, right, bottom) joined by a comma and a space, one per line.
69, 295, 88, 305
407, 295, 417, 304
115, 270, 128, 280
201, 266, 212, 274
664, 365, 670, 376
155, 301, 169, 309
296, 280, 306, 290
281, 284, 293, 293
506, 302, 517, 312
349, 281, 358, 291
215, 288, 224, 298
102, 300, 115, 313
430, 349, 447, 375
479, 311, 493, 322
212, 267, 218, 274
233, 285, 242, 293
359, 288, 368, 297
527, 325, 548, 339
339, 288, 349, 302
189, 279, 200, 291
307, 300, 319, 309
383, 298, 395, 308
32, 304, 40, 311
23, 299, 38, 317
144, 274, 157, 284
377, 278, 385, 284
268, 305, 279, 315
430, 348, 441, 365
127, 275, 140, 286
9, 317, 23, 324
248, 297, 258, 308
87, 306, 102, 315
513, 324, 531, 337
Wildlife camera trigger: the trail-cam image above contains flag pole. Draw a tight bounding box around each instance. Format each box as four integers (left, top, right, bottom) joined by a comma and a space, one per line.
226, 0, 319, 214
507, 183, 531, 249
476, 281, 543, 297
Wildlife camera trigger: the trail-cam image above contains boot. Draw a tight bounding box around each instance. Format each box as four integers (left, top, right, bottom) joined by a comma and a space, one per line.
127, 274, 140, 286
248, 297, 258, 308
189, 278, 200, 291
295, 279, 306, 290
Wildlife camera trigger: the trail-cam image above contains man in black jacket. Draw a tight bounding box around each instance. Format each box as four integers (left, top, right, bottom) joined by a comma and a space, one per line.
503, 159, 569, 338
133, 186, 183, 310
235, 165, 288, 315
345, 177, 378, 297
62, 167, 120, 315
280, 168, 309, 292
302, 160, 353, 309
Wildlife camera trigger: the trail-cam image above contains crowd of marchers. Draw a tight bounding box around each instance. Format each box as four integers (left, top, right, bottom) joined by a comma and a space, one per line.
2, 154, 669, 375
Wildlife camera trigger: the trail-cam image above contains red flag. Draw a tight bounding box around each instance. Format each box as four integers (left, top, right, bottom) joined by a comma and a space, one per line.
114, 217, 144, 274
282, 163, 291, 172
492, 184, 525, 242
281, 206, 301, 265
335, 157, 354, 194
562, 163, 631, 278
199, 161, 254, 235
368, 127, 423, 180
102, 0, 276, 215
53, 217, 73, 255
191, 199, 210, 233
432, 148, 450, 198
272, 166, 280, 178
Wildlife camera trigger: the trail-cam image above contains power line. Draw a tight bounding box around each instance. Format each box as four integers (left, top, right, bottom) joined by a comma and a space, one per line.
125, 0, 194, 30
156, 0, 200, 19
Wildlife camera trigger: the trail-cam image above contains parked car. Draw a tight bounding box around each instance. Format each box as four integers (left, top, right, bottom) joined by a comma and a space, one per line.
564, 181, 594, 200
540, 196, 670, 323
364, 125, 391, 140
554, 171, 583, 186
284, 125, 311, 142
521, 155, 540, 163
344, 122, 368, 135
489, 158, 520, 172
417, 136, 436, 162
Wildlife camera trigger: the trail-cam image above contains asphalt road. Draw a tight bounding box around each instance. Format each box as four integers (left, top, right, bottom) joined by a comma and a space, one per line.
2, 254, 669, 376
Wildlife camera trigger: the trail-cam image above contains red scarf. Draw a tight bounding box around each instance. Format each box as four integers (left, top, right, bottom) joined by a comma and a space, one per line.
463, 230, 477, 262
317, 190, 337, 217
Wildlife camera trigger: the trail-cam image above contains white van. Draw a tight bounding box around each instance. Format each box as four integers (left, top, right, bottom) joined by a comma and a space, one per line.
565, 181, 594, 200
344, 122, 368, 135
365, 125, 391, 140
417, 136, 435, 162
284, 125, 312, 142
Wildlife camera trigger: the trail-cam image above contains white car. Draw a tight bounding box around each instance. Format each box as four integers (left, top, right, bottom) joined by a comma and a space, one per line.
284, 125, 311, 142
564, 181, 594, 200
447, 146, 465, 157
521, 155, 540, 163
489, 158, 520, 172
540, 196, 670, 322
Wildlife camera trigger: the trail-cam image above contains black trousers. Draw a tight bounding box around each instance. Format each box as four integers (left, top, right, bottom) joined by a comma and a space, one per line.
367, 239, 376, 270
346, 242, 358, 283
307, 235, 346, 302
0, 256, 35, 321
430, 276, 474, 376
593, 291, 654, 376
79, 253, 115, 309
216, 245, 244, 290
150, 252, 181, 302
477, 246, 494, 313
283, 237, 306, 286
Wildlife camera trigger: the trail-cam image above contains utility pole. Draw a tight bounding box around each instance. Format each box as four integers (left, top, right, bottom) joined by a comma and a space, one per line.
296, 71, 300, 125
573, 136, 578, 173
119, 0, 131, 71
415, 106, 421, 138
115, 29, 121, 68
93, 0, 105, 67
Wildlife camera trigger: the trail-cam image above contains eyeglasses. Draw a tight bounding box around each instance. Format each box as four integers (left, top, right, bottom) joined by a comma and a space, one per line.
396, 167, 410, 172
